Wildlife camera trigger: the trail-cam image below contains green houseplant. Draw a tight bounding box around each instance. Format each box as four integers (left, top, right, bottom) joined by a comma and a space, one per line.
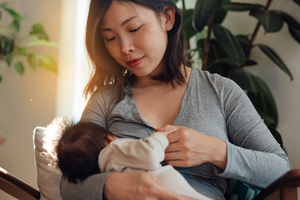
178, 0, 300, 150
0, 3, 58, 83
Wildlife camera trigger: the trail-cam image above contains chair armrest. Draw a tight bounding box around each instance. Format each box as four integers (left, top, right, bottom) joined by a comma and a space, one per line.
0, 167, 40, 200
253, 169, 300, 200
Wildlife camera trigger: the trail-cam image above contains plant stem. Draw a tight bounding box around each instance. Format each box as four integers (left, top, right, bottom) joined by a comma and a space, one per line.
181, 0, 191, 59
182, 0, 186, 11
202, 17, 214, 71
245, 0, 273, 59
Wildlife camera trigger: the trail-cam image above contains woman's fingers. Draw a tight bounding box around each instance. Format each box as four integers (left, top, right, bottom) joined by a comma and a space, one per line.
157, 128, 178, 137
156, 125, 180, 132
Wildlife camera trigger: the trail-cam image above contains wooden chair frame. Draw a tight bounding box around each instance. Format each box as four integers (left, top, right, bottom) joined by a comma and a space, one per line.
1, 166, 299, 200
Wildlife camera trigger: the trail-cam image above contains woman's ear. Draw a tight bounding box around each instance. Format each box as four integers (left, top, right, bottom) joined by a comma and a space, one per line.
162, 5, 176, 31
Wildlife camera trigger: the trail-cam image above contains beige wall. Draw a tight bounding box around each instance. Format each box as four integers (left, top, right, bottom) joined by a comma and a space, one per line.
0, 0, 61, 199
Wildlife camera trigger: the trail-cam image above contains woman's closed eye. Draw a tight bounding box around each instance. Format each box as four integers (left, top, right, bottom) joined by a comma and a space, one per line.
106, 37, 116, 42
130, 25, 142, 33
104, 25, 143, 42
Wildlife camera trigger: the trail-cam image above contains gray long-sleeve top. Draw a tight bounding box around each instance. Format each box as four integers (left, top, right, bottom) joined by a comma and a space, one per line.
60, 68, 292, 200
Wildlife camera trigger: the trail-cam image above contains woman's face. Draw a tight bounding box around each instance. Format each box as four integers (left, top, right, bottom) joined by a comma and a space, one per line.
100, 1, 174, 78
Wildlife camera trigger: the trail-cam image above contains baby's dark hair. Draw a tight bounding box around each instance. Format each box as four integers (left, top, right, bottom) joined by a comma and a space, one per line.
56, 121, 115, 184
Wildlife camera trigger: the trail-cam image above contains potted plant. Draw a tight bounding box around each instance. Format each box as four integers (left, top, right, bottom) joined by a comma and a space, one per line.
0, 3, 58, 83
178, 0, 300, 151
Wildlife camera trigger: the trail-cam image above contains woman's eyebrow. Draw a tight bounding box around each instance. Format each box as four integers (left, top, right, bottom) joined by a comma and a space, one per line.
101, 16, 138, 32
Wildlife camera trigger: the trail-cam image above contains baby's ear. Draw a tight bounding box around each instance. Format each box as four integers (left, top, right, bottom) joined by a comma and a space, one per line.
106, 135, 116, 143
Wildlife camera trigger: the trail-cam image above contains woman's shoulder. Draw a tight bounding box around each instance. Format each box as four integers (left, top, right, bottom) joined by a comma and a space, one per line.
90, 85, 119, 100
85, 85, 121, 109
191, 67, 238, 90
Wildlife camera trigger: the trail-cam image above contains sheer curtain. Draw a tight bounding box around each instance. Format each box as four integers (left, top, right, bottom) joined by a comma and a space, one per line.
56, 0, 91, 120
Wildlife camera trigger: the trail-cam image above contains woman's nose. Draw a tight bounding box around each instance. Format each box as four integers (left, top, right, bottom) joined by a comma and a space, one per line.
120, 38, 135, 54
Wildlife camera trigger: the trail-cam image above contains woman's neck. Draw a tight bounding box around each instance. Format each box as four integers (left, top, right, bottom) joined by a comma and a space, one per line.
133, 65, 190, 89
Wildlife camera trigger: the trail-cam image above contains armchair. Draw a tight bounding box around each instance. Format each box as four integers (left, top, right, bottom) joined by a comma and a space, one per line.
0, 127, 299, 200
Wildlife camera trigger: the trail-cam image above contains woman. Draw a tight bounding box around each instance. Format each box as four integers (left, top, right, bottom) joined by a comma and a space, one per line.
60, 0, 292, 199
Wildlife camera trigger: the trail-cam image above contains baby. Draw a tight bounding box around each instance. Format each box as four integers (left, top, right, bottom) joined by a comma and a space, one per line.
55, 120, 212, 200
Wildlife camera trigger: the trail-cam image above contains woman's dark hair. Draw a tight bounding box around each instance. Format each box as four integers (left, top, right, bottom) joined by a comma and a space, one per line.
57, 121, 115, 184
84, 0, 189, 101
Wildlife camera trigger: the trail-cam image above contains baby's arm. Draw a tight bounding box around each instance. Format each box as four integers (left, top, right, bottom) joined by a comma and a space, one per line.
99, 130, 176, 172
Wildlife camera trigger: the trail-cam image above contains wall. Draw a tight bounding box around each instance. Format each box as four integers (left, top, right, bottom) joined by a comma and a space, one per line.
0, 0, 61, 199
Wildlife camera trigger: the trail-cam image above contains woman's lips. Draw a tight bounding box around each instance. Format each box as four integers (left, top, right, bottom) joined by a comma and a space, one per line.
127, 56, 144, 68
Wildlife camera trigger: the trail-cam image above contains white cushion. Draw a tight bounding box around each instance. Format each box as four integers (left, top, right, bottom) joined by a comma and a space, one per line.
33, 127, 63, 200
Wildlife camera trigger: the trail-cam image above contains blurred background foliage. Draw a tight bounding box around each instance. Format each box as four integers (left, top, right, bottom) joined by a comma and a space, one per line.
177, 0, 300, 151
0, 2, 58, 83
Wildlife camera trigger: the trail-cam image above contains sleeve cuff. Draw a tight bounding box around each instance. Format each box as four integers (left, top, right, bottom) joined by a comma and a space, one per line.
214, 140, 233, 178
149, 132, 169, 149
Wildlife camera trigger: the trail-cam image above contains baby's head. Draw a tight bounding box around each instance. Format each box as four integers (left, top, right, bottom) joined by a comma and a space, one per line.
57, 121, 116, 183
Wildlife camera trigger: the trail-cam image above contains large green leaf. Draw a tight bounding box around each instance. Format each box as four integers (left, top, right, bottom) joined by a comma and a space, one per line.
257, 110, 275, 125
266, 125, 283, 147
257, 44, 293, 81
30, 23, 49, 41
247, 76, 278, 128
213, 24, 246, 66
277, 11, 300, 44
5, 54, 13, 66
206, 61, 235, 77
289, 25, 300, 44
14, 62, 25, 75
222, 3, 264, 11
235, 34, 249, 52
243, 60, 257, 67
278, 11, 300, 29
10, 19, 21, 33
214, 9, 228, 25
2, 6, 22, 21
181, 9, 198, 41
228, 67, 263, 93
293, 0, 300, 6
39, 55, 57, 73
250, 10, 283, 33
28, 54, 37, 70
24, 39, 58, 50
214, 0, 231, 25
193, 0, 219, 32
2, 6, 23, 33
198, 39, 230, 67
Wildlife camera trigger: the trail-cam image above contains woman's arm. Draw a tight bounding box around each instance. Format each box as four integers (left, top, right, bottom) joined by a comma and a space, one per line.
157, 77, 292, 189
216, 78, 292, 188
104, 171, 193, 200
61, 171, 188, 200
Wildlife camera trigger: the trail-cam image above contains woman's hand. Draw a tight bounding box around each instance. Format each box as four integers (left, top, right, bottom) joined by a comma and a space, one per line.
104, 171, 192, 200
156, 125, 228, 170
